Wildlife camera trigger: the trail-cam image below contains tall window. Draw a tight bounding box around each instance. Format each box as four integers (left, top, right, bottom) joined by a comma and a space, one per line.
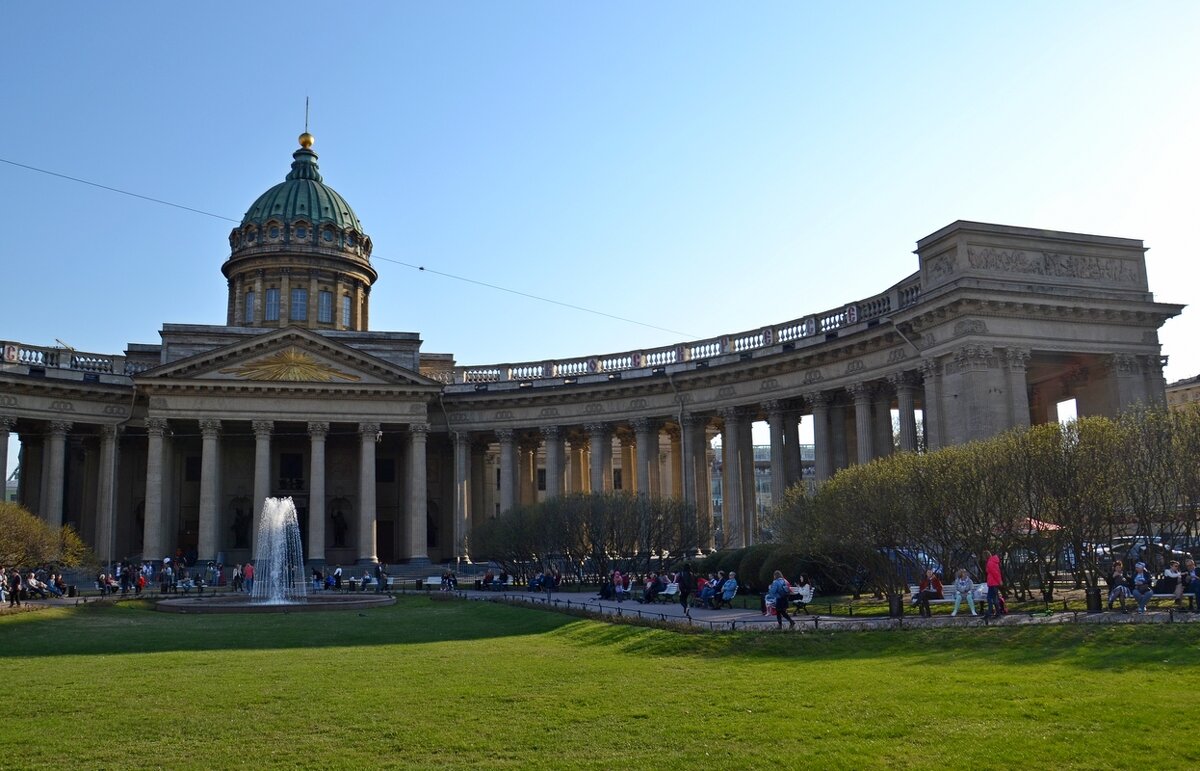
265, 288, 280, 321
244, 291, 255, 323
341, 295, 352, 327
317, 290, 333, 323
290, 288, 307, 321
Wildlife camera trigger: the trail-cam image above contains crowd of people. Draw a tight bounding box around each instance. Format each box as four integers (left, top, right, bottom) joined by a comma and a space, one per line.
2, 566, 72, 606
1107, 557, 1199, 614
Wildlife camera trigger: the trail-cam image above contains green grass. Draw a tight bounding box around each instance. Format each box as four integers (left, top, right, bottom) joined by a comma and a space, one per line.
2, 597, 1199, 769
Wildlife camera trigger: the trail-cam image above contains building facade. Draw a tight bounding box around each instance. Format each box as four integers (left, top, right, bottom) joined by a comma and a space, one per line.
0, 136, 1184, 567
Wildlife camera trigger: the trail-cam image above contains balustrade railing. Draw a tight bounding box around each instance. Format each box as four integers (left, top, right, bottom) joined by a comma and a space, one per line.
3, 272, 924, 387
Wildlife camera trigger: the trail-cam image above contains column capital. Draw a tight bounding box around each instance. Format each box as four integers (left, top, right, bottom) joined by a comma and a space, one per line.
307, 421, 330, 438
887, 370, 922, 392
846, 382, 873, 403
145, 417, 169, 436
805, 391, 831, 411
252, 419, 274, 437
1005, 347, 1032, 371
495, 428, 516, 442
199, 418, 222, 437
584, 422, 610, 436
409, 422, 430, 436
630, 417, 656, 434
540, 425, 561, 441
358, 422, 382, 436
49, 420, 73, 435
718, 406, 746, 423
0, 416, 15, 432
762, 399, 785, 417
680, 413, 706, 429
100, 424, 122, 440
919, 357, 942, 379
452, 430, 472, 446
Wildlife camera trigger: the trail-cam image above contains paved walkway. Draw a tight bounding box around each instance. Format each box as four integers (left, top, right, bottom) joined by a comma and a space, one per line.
445, 588, 1200, 632
9, 588, 1199, 632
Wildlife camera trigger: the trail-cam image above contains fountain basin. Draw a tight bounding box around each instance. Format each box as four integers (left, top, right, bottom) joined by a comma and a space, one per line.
154, 593, 394, 614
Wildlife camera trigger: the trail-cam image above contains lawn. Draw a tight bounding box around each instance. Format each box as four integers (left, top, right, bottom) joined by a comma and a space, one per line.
1, 596, 1198, 769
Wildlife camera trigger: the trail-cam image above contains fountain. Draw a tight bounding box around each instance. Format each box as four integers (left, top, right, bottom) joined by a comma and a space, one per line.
250, 497, 307, 604
154, 497, 393, 614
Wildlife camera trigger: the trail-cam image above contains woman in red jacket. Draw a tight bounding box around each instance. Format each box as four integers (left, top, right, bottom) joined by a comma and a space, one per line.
916, 568, 944, 618
983, 551, 1003, 619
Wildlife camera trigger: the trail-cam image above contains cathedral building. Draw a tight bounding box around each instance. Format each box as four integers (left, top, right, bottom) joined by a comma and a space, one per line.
0, 135, 1183, 568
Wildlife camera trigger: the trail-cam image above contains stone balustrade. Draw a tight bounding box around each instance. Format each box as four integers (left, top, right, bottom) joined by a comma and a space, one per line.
3, 274, 921, 388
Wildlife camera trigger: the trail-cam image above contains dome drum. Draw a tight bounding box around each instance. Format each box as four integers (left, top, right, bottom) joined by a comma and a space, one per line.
221, 135, 376, 331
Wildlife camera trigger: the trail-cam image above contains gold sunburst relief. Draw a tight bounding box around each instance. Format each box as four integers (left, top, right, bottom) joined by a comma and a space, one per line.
220, 347, 362, 382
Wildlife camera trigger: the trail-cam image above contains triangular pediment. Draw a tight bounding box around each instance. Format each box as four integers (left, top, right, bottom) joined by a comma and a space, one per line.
136, 327, 442, 389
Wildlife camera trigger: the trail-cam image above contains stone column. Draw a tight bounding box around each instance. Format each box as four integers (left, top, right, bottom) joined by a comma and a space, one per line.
357, 422, 379, 564
680, 415, 700, 507
453, 431, 471, 559
252, 420, 273, 551
95, 425, 120, 564
253, 270, 264, 325
586, 423, 611, 493
889, 372, 920, 452
568, 435, 586, 492
619, 431, 635, 492
920, 359, 944, 451
0, 417, 13, 492
944, 346, 1008, 444
1006, 348, 1033, 429
44, 421, 71, 528
496, 429, 516, 513
719, 408, 744, 547
143, 418, 168, 561
541, 426, 562, 499
307, 422, 328, 564
698, 426, 716, 550
632, 418, 659, 497
848, 383, 874, 465
764, 400, 787, 510
665, 424, 683, 498
518, 440, 536, 504
1143, 355, 1168, 407
407, 423, 429, 562
783, 410, 802, 488
809, 392, 833, 482
873, 387, 893, 459
830, 401, 849, 471
198, 418, 222, 563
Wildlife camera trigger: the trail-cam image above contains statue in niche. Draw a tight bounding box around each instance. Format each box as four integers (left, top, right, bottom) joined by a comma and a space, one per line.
332, 508, 349, 548
230, 507, 251, 549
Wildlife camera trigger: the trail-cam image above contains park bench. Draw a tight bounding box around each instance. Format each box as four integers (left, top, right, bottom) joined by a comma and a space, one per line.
783, 585, 815, 614
907, 583, 988, 611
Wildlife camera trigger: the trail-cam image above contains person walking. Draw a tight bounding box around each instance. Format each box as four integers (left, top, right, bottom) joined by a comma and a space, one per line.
983, 550, 1003, 619
769, 570, 794, 629
677, 563, 696, 618
7, 568, 22, 607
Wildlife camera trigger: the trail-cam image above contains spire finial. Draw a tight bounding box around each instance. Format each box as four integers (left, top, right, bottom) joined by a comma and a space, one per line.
298, 97, 314, 148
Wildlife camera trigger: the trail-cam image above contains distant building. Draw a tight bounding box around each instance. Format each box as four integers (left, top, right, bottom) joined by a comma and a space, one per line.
1166, 375, 1200, 411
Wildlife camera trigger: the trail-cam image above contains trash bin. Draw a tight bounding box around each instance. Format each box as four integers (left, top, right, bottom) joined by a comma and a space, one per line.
67, 585, 77, 598
474, 579, 483, 590
1085, 586, 1103, 613
888, 594, 905, 618
415, 579, 423, 590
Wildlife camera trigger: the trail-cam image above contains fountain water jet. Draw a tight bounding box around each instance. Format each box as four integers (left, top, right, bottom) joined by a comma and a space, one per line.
250, 497, 308, 604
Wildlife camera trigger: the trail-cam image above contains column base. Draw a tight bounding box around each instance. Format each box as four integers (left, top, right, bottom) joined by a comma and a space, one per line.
404, 556, 432, 566
354, 558, 379, 566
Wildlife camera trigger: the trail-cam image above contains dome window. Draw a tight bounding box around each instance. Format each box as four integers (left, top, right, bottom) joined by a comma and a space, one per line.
346, 233, 356, 247
323, 230, 334, 243
296, 227, 307, 240
247, 230, 256, 242
270, 226, 280, 239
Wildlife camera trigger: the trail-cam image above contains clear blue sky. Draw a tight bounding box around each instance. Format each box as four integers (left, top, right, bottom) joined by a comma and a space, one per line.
3, 2, 1199, 477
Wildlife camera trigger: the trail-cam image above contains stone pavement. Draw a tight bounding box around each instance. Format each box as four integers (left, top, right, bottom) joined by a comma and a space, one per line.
445, 588, 1200, 633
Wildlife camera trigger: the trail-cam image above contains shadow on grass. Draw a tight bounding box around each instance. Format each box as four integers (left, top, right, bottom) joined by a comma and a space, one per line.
0, 595, 579, 659
3, 595, 1198, 674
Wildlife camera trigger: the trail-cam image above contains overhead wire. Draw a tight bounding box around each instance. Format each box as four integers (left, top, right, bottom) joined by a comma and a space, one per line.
0, 155, 697, 338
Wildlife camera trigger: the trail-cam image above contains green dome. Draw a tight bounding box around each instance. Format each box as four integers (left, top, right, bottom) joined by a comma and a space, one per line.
240, 146, 363, 232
